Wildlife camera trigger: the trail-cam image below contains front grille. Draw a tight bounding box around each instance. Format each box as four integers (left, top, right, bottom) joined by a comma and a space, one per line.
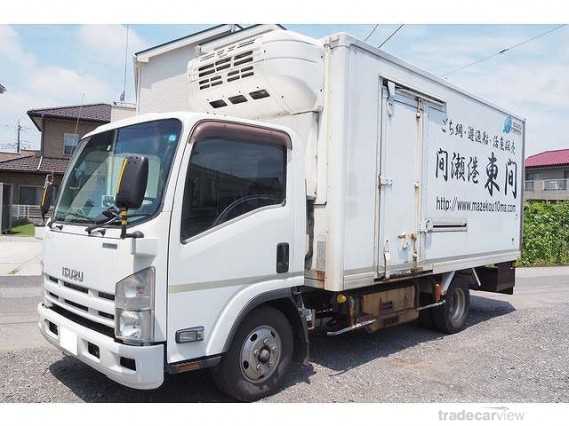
65, 299, 88, 311
50, 305, 115, 339
44, 275, 115, 328
63, 281, 88, 294
98, 311, 114, 320
97, 291, 115, 301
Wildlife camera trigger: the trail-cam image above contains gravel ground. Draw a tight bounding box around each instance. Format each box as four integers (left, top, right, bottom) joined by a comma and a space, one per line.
1, 271, 569, 402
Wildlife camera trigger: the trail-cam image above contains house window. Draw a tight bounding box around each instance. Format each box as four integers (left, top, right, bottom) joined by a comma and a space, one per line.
64, 133, 80, 155
18, 186, 42, 205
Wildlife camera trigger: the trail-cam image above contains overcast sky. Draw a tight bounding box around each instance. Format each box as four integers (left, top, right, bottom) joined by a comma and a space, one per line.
1, 24, 567, 156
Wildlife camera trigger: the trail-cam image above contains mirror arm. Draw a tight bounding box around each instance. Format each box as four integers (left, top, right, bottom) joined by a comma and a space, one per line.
119, 208, 144, 239
120, 208, 128, 238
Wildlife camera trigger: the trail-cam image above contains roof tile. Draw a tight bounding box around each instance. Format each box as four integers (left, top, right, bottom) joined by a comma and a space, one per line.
0, 155, 68, 174
525, 149, 569, 168
28, 103, 112, 122
0, 150, 37, 163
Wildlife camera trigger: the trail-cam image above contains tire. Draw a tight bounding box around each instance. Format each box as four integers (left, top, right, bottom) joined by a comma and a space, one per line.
212, 306, 294, 402
432, 278, 470, 334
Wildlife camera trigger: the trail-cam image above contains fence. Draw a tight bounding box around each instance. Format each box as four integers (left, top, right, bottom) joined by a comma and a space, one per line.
525, 179, 569, 201
9, 204, 45, 226
525, 179, 569, 191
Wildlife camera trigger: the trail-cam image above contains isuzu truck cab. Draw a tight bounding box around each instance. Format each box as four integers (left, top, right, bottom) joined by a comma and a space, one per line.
38, 29, 524, 401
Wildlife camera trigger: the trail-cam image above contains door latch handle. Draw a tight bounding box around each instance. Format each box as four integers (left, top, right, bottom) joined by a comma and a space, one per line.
276, 243, 289, 273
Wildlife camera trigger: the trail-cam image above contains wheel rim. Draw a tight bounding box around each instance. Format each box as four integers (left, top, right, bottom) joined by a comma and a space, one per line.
448, 287, 466, 324
240, 325, 282, 383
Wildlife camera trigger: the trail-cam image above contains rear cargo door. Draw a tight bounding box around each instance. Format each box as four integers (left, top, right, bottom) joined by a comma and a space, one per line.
377, 83, 423, 277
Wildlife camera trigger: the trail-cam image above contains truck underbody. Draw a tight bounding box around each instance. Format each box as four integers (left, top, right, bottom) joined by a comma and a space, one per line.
301, 262, 515, 337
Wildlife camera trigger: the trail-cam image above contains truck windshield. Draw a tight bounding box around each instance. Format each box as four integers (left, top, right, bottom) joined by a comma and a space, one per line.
54, 119, 181, 225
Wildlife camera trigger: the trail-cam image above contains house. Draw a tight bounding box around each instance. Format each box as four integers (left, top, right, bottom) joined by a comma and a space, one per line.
134, 24, 283, 113
524, 148, 569, 201
0, 102, 135, 223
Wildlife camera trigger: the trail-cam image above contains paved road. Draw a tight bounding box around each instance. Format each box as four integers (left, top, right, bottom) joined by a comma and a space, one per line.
0, 234, 42, 276
1, 269, 568, 402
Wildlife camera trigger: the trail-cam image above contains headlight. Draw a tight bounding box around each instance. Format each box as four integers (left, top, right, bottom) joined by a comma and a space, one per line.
115, 267, 155, 344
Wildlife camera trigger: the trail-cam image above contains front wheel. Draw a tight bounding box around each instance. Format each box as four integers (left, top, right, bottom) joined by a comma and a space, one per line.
212, 306, 293, 401
432, 279, 470, 334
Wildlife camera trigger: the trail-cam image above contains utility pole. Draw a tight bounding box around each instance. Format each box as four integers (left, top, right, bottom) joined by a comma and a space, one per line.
16, 120, 22, 153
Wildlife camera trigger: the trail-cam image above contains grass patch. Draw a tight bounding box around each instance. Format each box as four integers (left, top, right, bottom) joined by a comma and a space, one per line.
518, 201, 569, 267
7, 222, 35, 237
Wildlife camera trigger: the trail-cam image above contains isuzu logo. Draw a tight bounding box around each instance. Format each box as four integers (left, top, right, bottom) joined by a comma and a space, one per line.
62, 267, 84, 283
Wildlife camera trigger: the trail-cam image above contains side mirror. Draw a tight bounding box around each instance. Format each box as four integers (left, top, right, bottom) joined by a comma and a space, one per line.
40, 183, 53, 223
115, 155, 149, 210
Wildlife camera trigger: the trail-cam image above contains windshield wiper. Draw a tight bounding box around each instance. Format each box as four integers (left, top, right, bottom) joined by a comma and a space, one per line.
84, 207, 120, 234
84, 207, 149, 235
55, 210, 93, 223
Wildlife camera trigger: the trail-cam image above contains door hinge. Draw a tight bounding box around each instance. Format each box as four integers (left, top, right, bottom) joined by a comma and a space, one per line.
418, 218, 433, 233
379, 175, 393, 188
386, 81, 396, 116
383, 240, 391, 280
416, 99, 423, 119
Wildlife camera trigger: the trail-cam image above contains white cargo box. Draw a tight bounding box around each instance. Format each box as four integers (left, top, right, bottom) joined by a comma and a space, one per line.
182, 30, 525, 292
310, 34, 524, 291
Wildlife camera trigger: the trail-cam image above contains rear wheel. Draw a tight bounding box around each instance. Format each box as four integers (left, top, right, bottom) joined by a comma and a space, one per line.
432, 279, 470, 334
212, 306, 293, 401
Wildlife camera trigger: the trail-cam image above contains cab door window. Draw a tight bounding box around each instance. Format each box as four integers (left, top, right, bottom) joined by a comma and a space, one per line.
181, 127, 287, 241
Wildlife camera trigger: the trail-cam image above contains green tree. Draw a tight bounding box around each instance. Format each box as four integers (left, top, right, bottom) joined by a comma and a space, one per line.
519, 201, 569, 266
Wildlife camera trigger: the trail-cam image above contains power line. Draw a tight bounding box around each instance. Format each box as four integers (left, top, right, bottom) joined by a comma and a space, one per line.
443, 24, 568, 77
1, 123, 31, 131
378, 24, 405, 49
364, 24, 380, 42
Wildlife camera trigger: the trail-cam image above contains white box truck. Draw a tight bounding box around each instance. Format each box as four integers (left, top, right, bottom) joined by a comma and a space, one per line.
37, 28, 525, 401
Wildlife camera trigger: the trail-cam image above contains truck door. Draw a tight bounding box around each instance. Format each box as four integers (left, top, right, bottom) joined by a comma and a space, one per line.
166, 120, 303, 364
378, 83, 423, 277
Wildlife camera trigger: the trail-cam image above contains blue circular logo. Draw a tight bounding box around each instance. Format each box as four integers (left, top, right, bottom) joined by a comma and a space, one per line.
503, 116, 513, 134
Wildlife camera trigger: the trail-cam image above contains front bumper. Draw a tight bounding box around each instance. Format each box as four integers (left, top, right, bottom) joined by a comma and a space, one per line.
38, 303, 164, 390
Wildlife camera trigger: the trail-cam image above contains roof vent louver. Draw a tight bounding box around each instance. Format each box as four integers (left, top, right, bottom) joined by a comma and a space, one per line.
228, 95, 247, 105
249, 89, 270, 99
189, 30, 325, 118
194, 43, 257, 91
209, 99, 227, 108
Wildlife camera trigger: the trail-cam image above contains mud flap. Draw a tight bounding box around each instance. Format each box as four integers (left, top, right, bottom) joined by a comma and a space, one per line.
473, 262, 515, 295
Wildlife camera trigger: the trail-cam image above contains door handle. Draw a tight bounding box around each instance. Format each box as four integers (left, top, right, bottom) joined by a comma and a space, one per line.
276, 243, 289, 273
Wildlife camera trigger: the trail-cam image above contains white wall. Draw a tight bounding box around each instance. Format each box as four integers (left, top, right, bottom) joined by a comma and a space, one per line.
110, 104, 136, 121
137, 45, 200, 114
135, 25, 284, 115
